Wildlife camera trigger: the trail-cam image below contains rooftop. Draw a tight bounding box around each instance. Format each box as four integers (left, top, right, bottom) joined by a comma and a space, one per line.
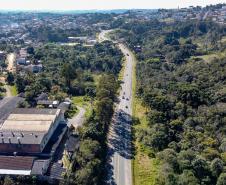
0, 109, 60, 132
0, 108, 61, 145
12, 108, 59, 115
0, 156, 34, 171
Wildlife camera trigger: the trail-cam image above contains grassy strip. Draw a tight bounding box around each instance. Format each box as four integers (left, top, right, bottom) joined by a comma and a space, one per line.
118, 56, 126, 81
131, 51, 161, 185
72, 96, 93, 118
9, 85, 18, 96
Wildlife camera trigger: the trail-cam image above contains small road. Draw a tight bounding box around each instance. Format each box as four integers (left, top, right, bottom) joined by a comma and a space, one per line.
4, 85, 12, 97
68, 106, 86, 129
0, 97, 23, 124
6, 53, 16, 72
99, 31, 135, 185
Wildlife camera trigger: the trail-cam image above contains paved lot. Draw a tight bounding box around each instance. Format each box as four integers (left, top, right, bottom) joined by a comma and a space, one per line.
0, 97, 23, 124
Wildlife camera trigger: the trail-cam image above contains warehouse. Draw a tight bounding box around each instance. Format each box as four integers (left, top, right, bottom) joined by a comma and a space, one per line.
0, 108, 64, 154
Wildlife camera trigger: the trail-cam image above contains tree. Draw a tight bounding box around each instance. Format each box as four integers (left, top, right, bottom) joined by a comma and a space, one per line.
165, 173, 178, 185
17, 100, 29, 108
217, 173, 226, 185
6, 72, 14, 85
211, 158, 224, 177
192, 157, 211, 179
61, 63, 76, 91
3, 176, 15, 185
178, 170, 199, 185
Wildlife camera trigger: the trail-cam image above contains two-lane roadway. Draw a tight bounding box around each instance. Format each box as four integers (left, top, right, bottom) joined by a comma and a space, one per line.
99, 30, 135, 185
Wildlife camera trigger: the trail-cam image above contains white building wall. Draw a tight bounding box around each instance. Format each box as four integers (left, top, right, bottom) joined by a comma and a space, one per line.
40, 111, 64, 151
0, 169, 31, 175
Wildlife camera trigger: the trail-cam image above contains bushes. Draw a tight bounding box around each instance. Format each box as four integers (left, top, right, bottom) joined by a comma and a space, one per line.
117, 19, 226, 184
64, 74, 119, 185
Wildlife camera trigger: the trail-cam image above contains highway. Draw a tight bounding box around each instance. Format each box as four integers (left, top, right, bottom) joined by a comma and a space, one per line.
99, 31, 135, 185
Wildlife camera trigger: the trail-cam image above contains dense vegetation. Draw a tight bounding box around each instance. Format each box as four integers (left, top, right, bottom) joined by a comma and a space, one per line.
62, 74, 119, 185
14, 41, 123, 104
115, 20, 226, 184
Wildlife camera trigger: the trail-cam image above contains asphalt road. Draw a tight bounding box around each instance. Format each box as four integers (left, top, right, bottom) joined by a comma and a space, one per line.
99, 31, 134, 185
0, 97, 23, 124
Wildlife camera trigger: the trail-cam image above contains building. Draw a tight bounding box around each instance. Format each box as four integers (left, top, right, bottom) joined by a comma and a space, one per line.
0, 156, 50, 176
0, 108, 64, 154
0, 51, 6, 61
63, 134, 79, 163
37, 100, 59, 108
16, 58, 26, 65
0, 156, 35, 175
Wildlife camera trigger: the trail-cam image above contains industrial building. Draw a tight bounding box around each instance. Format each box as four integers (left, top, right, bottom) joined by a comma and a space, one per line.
0, 108, 64, 154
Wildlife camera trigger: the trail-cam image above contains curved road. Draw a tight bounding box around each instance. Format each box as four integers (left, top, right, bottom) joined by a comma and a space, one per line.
99, 31, 135, 185
68, 106, 86, 130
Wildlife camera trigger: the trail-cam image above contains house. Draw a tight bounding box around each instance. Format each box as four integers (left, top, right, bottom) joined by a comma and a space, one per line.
0, 156, 50, 176
37, 100, 59, 108
35, 92, 48, 102
0, 156, 35, 175
31, 159, 50, 176
63, 134, 79, 166
24, 64, 43, 73
16, 58, 26, 65
0, 51, 6, 61
19, 48, 28, 58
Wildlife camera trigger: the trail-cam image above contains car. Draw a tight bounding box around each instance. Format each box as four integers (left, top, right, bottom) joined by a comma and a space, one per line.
126, 98, 129, 101
125, 105, 128, 109
127, 54, 129, 56
122, 96, 125, 99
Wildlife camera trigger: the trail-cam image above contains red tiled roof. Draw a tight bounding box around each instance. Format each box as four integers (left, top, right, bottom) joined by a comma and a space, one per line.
0, 156, 35, 170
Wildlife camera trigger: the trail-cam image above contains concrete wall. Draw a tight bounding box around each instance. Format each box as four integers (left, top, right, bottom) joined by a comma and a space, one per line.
40, 111, 64, 152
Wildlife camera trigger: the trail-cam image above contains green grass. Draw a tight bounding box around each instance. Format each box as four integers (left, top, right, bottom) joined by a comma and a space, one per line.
190, 49, 226, 63
9, 85, 18, 96
72, 96, 93, 118
133, 150, 161, 185
131, 50, 161, 185
118, 57, 126, 81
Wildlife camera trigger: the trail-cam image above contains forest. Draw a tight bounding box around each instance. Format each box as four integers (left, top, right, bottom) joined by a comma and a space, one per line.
1, 40, 123, 185
13, 41, 123, 105
115, 19, 226, 184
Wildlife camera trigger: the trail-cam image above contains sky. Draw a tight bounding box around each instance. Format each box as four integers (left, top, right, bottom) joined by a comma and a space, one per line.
0, 0, 225, 11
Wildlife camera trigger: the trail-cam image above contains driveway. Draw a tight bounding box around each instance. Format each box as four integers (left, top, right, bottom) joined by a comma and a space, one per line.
68, 106, 86, 129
